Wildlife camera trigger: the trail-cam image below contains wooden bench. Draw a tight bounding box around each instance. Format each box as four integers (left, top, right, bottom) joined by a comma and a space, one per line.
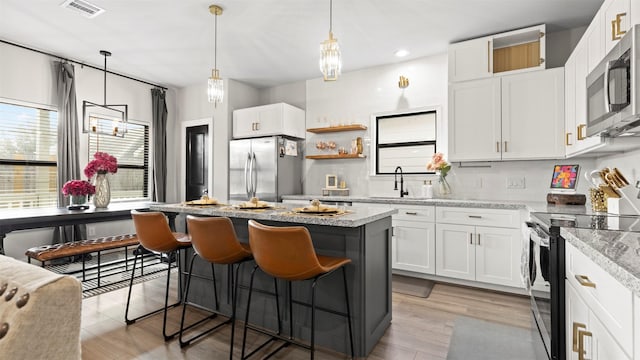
25, 234, 141, 289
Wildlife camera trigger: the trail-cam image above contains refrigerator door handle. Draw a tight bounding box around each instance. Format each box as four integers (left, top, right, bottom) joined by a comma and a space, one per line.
251, 152, 257, 197
244, 152, 251, 199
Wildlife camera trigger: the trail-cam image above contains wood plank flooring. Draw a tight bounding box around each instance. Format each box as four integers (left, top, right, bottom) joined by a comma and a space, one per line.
81, 274, 531, 359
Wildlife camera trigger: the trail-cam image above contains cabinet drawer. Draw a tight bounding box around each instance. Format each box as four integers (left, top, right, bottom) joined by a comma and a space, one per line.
394, 205, 435, 222
565, 242, 633, 355
435, 207, 520, 228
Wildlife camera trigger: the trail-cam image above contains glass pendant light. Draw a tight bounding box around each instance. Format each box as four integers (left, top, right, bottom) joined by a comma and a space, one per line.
319, 0, 342, 81
207, 4, 224, 104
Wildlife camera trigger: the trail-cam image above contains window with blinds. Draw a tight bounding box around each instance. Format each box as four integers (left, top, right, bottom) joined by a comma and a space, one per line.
0, 102, 58, 208
89, 120, 149, 200
375, 111, 437, 174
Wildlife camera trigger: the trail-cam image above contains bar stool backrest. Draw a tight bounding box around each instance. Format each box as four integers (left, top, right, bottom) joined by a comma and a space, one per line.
131, 210, 181, 253
247, 220, 324, 281
186, 216, 251, 264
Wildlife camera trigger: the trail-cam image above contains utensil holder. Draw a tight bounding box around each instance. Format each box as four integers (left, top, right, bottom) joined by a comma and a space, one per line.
589, 188, 607, 213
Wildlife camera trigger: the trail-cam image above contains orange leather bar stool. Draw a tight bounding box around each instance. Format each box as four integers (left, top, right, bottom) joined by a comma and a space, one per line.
242, 220, 354, 360
125, 210, 191, 341
179, 216, 253, 358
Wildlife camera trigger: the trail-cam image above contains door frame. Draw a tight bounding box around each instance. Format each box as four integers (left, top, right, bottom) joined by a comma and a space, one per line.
180, 118, 213, 202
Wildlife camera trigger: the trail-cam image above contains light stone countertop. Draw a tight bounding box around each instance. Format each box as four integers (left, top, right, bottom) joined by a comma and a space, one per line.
150, 202, 397, 228
561, 227, 640, 297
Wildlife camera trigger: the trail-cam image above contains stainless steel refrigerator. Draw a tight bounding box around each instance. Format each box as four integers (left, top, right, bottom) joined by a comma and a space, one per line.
228, 136, 302, 202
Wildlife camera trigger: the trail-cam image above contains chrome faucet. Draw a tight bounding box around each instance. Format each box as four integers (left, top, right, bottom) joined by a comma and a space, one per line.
394, 166, 409, 198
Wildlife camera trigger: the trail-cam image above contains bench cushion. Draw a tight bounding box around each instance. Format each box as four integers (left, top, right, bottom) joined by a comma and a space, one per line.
25, 234, 139, 262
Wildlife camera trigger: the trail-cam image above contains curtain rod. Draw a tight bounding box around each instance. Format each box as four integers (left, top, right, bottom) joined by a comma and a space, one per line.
1, 39, 168, 91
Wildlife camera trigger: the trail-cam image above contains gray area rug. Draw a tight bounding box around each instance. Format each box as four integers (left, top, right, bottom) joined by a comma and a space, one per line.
447, 316, 539, 360
391, 274, 434, 298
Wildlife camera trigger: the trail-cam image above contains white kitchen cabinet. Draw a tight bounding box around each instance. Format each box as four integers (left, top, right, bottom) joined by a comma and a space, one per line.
501, 67, 565, 160
565, 52, 578, 154
448, 36, 493, 82
603, 0, 631, 54
435, 207, 522, 288
565, 241, 633, 357
586, 9, 605, 74
232, 103, 305, 139
448, 25, 545, 83
448, 78, 502, 162
392, 205, 436, 275
449, 68, 564, 162
565, 280, 631, 360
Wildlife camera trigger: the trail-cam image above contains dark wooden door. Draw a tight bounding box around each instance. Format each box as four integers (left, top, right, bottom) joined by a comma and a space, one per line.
185, 125, 208, 201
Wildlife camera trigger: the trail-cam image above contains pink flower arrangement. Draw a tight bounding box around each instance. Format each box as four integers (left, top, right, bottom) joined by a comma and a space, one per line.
62, 180, 96, 196
84, 152, 118, 179
426, 152, 451, 177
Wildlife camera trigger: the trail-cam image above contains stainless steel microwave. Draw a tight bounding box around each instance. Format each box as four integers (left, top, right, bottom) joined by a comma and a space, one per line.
586, 24, 640, 137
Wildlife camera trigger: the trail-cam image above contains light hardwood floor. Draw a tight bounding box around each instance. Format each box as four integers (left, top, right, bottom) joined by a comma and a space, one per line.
81, 275, 531, 359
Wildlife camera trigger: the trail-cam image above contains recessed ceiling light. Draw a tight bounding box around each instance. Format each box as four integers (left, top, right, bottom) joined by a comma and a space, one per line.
394, 49, 409, 57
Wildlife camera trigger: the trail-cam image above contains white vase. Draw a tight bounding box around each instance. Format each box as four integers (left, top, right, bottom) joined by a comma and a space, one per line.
93, 172, 111, 208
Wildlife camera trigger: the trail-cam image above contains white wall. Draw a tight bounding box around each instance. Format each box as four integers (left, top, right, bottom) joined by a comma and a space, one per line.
0, 41, 174, 259
258, 81, 306, 110
175, 79, 260, 203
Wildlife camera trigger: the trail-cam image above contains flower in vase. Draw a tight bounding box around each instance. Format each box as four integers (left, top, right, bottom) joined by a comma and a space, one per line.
426, 152, 451, 177
62, 180, 96, 196
84, 152, 118, 179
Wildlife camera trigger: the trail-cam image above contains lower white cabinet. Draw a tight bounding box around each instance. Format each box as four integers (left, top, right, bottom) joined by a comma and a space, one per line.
435, 223, 522, 287
565, 279, 631, 360
392, 205, 436, 275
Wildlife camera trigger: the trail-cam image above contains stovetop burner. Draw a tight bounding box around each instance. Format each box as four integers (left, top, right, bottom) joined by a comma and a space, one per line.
532, 212, 640, 232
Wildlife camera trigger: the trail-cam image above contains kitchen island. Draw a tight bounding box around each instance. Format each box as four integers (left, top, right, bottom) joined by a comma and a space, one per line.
150, 203, 396, 357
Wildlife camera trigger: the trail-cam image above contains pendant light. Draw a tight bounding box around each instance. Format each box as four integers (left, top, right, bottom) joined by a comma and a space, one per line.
319, 0, 342, 81
82, 50, 128, 138
207, 4, 224, 104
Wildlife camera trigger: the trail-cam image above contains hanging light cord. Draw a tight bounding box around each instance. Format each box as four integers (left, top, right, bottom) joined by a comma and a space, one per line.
329, 0, 333, 33
103, 54, 107, 105
214, 10, 218, 71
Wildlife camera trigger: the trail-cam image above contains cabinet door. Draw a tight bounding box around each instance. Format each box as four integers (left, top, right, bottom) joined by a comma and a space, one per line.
572, 42, 605, 155
501, 68, 565, 160
435, 223, 475, 281
254, 105, 283, 136
448, 36, 493, 82
566, 281, 591, 360
586, 11, 605, 73
392, 220, 435, 274
603, 0, 631, 54
565, 53, 577, 155
590, 311, 631, 360
233, 108, 259, 139
474, 226, 522, 287
448, 78, 502, 161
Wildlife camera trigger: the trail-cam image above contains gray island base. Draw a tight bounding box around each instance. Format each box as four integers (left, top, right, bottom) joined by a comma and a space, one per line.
150, 203, 396, 357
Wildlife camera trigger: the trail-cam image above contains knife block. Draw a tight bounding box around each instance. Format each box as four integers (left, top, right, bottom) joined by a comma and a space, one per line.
607, 187, 640, 215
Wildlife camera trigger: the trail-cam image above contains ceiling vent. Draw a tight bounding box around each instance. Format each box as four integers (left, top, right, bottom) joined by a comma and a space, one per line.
60, 0, 105, 18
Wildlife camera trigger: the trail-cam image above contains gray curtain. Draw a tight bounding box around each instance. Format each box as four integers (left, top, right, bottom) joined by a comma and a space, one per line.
54, 61, 86, 243
151, 88, 167, 202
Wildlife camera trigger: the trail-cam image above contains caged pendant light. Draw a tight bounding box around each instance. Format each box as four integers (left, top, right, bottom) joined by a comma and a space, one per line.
319, 0, 342, 81
207, 4, 224, 104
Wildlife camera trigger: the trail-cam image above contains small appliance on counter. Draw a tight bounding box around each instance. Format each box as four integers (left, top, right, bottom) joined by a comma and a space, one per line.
546, 164, 586, 205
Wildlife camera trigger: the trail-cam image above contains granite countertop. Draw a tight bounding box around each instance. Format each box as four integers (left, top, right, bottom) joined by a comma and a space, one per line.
150, 202, 397, 228
282, 194, 547, 211
561, 227, 640, 297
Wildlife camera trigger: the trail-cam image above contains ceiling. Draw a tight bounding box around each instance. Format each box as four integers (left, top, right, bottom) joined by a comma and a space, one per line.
0, 0, 604, 89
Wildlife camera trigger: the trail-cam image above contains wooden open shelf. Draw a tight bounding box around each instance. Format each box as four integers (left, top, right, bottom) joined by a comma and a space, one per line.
306, 124, 367, 133
305, 154, 366, 160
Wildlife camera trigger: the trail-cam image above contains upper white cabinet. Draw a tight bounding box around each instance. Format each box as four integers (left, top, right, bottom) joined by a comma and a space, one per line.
232, 103, 305, 139
448, 78, 502, 161
448, 36, 493, 82
603, 0, 631, 54
448, 25, 545, 83
449, 68, 565, 162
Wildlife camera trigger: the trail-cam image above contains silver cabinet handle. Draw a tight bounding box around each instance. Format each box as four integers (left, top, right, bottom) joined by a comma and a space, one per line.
405, 211, 418, 215
469, 233, 473, 245
468, 215, 482, 219
477, 234, 481, 245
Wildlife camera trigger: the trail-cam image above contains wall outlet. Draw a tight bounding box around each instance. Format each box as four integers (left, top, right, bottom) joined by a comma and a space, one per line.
506, 176, 526, 189
87, 226, 96, 237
